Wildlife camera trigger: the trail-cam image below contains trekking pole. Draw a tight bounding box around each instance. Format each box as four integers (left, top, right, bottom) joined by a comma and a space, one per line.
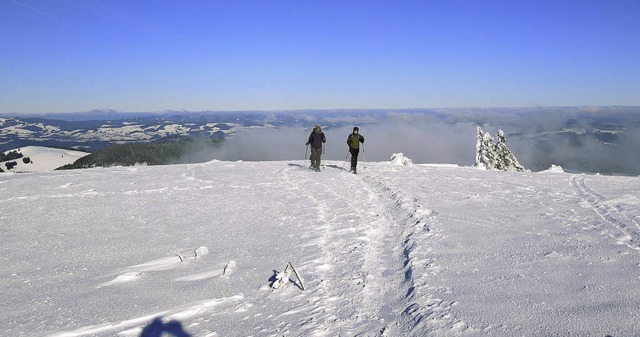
362, 143, 366, 171
321, 143, 325, 170
342, 149, 350, 169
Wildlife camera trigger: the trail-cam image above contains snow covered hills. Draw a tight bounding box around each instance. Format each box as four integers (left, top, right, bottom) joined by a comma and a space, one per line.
0, 116, 236, 152
0, 146, 89, 173
1, 159, 639, 336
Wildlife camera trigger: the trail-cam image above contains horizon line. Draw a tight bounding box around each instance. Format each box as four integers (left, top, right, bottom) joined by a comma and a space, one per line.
3, 105, 640, 117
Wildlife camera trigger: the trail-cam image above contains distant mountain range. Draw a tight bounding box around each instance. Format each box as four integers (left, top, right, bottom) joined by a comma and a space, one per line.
0, 114, 234, 153
0, 109, 392, 153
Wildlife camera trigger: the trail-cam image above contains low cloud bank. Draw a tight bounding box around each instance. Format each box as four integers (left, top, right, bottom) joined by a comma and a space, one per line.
206, 122, 477, 166
181, 108, 640, 175
510, 126, 640, 174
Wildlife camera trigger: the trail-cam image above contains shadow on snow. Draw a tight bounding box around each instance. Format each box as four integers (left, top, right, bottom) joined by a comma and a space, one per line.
139, 317, 192, 337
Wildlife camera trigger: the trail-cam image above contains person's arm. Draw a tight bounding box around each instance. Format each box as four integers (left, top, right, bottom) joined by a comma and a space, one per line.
322, 133, 326, 143
360, 135, 365, 143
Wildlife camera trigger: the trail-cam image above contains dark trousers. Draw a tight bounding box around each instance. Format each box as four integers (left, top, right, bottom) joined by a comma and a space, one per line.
349, 147, 359, 170
310, 146, 322, 169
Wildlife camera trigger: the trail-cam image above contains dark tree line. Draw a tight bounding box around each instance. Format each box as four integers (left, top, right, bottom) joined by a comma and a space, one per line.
57, 136, 221, 170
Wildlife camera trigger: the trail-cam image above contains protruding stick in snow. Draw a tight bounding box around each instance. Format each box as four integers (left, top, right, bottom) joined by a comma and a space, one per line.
176, 248, 202, 263
287, 261, 305, 291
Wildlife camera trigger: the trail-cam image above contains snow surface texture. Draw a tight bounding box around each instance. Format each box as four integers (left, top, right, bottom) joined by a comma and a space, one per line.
1, 146, 89, 173
1, 159, 639, 336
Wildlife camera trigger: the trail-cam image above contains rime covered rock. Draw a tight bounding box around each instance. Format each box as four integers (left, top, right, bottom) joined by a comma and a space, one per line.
475, 127, 526, 172
390, 153, 414, 166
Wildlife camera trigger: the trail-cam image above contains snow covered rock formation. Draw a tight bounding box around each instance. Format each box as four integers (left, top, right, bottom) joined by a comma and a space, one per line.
390, 153, 414, 166
475, 126, 526, 172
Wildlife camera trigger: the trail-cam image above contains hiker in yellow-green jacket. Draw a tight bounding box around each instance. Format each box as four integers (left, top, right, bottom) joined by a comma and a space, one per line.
347, 126, 365, 174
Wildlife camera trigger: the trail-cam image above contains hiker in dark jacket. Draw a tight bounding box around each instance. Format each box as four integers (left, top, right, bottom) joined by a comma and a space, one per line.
306, 124, 326, 171
347, 126, 365, 173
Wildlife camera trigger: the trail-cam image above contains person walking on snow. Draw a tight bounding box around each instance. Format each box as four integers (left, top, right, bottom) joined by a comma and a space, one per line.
306, 124, 326, 171
347, 126, 365, 173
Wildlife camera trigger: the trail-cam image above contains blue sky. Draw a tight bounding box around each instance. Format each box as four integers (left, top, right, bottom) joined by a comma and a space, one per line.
1, 0, 639, 113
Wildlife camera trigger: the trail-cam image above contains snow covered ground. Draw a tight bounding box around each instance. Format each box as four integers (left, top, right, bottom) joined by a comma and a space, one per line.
1, 158, 639, 336
1, 146, 89, 173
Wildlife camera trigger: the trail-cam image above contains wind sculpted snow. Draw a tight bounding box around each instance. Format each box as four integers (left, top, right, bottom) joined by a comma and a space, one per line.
1, 160, 639, 336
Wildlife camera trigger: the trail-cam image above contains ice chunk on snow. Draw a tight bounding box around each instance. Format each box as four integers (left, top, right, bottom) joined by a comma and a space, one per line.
271, 269, 292, 289
540, 164, 565, 173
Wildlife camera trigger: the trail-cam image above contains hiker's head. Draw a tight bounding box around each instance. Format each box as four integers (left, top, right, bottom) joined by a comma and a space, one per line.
315, 124, 322, 132
353, 126, 359, 134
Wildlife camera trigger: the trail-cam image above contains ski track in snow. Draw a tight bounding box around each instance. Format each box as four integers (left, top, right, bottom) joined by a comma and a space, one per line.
365, 174, 471, 335
266, 164, 395, 335
571, 176, 640, 250
271, 163, 461, 335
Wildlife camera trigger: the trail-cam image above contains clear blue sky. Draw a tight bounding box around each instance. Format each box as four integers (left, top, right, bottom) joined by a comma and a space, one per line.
1, 0, 639, 114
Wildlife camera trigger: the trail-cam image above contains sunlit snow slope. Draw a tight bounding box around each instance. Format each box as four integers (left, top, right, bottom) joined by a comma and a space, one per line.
1, 146, 89, 173
1, 160, 639, 336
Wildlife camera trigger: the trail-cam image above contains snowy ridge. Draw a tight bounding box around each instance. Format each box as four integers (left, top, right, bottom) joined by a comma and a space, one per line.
1, 160, 639, 336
